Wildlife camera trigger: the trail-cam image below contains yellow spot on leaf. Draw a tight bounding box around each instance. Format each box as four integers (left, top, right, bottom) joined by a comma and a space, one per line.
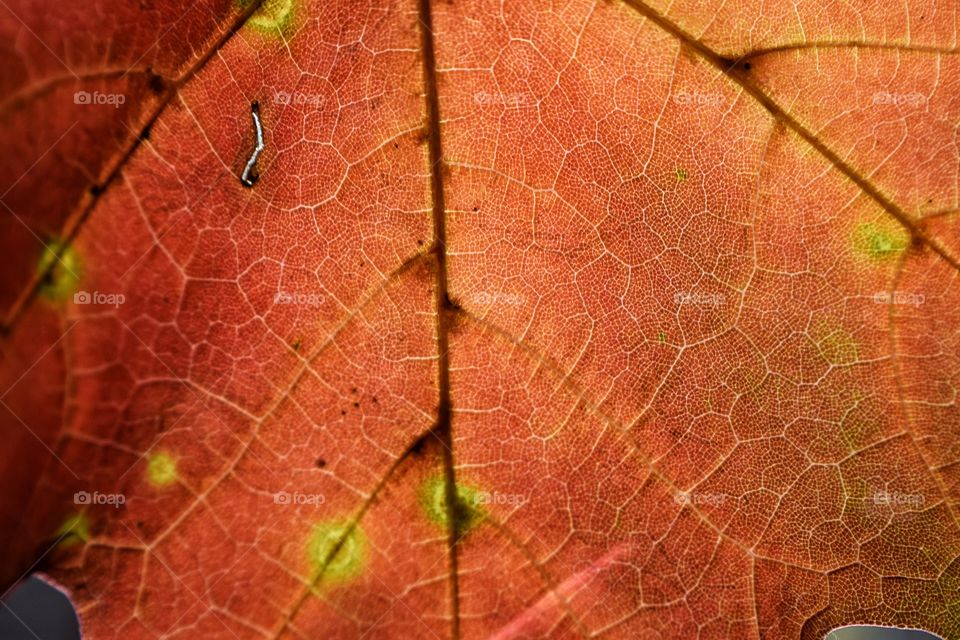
814, 323, 859, 366
242, 0, 294, 33
147, 452, 178, 487
55, 513, 90, 546
307, 521, 366, 584
38, 239, 81, 302
851, 221, 907, 263
420, 475, 484, 533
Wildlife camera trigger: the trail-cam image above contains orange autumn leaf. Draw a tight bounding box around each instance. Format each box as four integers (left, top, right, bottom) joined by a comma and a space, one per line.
1, 0, 959, 638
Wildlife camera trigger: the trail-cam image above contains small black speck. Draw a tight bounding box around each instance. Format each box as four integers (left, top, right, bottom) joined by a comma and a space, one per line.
743, 62, 752, 71
315, 457, 326, 468
410, 435, 427, 456
352, 401, 360, 408
89, 184, 104, 196
444, 293, 461, 311
372, 396, 378, 404
146, 70, 166, 95
340, 409, 347, 416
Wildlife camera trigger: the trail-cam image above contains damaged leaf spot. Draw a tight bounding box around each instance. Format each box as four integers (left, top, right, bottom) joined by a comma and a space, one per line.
38, 239, 81, 302
55, 513, 90, 546
814, 323, 860, 366
307, 521, 366, 584
146, 452, 178, 487
852, 221, 908, 262
420, 475, 484, 534
243, 0, 295, 33
241, 101, 265, 188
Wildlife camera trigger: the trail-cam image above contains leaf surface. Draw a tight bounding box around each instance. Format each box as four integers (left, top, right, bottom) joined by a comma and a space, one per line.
1, 0, 959, 638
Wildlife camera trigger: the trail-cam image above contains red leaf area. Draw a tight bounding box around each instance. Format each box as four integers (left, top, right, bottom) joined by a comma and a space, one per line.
1, 0, 959, 638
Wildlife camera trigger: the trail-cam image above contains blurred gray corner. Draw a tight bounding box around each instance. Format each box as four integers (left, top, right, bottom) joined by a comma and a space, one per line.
0, 575, 80, 640
0, 578, 946, 640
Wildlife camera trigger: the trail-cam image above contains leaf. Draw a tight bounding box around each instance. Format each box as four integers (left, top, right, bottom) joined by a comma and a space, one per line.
1, 0, 959, 638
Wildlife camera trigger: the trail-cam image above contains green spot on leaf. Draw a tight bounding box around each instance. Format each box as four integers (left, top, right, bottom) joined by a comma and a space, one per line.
240, 0, 294, 33
675, 167, 688, 183
307, 521, 366, 584
851, 222, 908, 262
814, 324, 859, 366
420, 475, 484, 534
147, 452, 178, 487
38, 239, 81, 301
55, 513, 90, 546
657, 330, 666, 344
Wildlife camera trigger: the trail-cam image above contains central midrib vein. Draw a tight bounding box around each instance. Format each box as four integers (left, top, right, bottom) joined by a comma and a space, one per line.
417, 0, 463, 638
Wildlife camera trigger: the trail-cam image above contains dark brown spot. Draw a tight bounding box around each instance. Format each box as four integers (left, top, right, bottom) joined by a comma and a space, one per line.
315, 457, 326, 468
443, 293, 461, 311
409, 434, 427, 456
146, 70, 166, 95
